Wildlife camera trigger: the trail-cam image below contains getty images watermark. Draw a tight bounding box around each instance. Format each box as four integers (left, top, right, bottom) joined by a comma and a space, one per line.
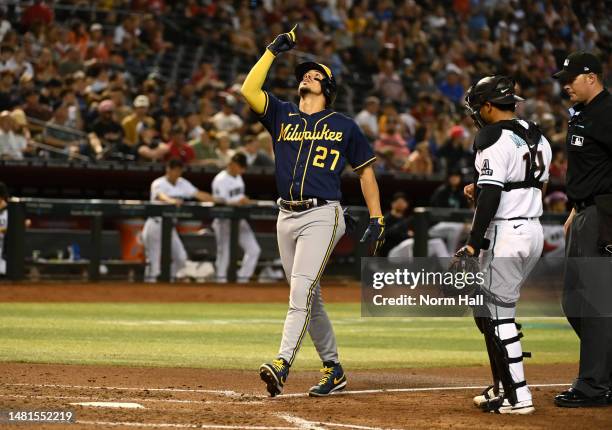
370, 268, 484, 307
361, 257, 582, 317
361, 257, 492, 317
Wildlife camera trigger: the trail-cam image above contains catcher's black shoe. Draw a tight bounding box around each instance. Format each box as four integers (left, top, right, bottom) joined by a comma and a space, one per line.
308, 361, 347, 397
259, 358, 290, 397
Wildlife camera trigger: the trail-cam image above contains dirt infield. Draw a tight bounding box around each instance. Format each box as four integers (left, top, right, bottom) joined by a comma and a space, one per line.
0, 282, 360, 303
1, 362, 612, 430
1, 283, 611, 429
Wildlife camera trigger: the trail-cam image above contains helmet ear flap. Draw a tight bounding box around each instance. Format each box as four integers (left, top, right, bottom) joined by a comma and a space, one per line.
318, 76, 337, 107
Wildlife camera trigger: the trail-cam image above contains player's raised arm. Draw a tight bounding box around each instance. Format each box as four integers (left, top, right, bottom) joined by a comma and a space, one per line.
240, 24, 297, 114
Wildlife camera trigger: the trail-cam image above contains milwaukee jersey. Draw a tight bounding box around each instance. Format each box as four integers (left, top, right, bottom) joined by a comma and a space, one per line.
475, 119, 552, 219
150, 176, 198, 202
259, 91, 376, 201
212, 170, 245, 204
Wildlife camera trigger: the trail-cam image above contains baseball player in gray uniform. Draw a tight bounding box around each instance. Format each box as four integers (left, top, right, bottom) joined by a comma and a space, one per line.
142, 159, 214, 282
458, 76, 551, 414
241, 25, 384, 397
212, 152, 261, 283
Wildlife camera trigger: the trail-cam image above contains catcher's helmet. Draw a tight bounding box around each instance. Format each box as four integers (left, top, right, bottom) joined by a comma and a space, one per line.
295, 61, 337, 106
464, 75, 524, 128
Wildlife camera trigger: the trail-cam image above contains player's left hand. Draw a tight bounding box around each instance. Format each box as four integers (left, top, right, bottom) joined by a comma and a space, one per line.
464, 183, 475, 203
449, 245, 479, 273
360, 216, 385, 256
267, 24, 298, 56
343, 208, 357, 234
444, 245, 480, 296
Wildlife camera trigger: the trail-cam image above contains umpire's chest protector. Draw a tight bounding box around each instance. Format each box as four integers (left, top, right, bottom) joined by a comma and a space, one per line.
258, 92, 376, 201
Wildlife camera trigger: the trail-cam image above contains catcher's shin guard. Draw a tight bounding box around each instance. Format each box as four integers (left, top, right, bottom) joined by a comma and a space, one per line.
482, 318, 531, 406
475, 317, 502, 400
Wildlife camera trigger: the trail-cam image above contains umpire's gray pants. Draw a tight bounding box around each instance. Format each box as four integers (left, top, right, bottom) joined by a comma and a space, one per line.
276, 202, 345, 365
563, 205, 612, 397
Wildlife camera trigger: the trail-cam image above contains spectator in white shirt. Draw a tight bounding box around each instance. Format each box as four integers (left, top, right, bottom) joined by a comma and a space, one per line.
0, 110, 26, 160
212, 95, 243, 145
355, 96, 380, 142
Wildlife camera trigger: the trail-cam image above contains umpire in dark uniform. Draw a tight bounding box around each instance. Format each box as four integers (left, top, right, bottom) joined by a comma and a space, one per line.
552, 51, 612, 407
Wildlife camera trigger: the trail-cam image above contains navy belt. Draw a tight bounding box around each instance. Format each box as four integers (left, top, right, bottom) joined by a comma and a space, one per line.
279, 198, 329, 212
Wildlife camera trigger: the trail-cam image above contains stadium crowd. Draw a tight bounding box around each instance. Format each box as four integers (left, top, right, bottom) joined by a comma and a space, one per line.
0, 0, 609, 185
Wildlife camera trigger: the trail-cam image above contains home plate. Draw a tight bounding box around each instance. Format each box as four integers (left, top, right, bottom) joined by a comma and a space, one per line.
70, 402, 145, 409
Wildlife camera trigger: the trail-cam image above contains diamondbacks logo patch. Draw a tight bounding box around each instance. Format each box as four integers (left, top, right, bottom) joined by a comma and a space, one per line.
481, 159, 493, 176
570, 135, 584, 147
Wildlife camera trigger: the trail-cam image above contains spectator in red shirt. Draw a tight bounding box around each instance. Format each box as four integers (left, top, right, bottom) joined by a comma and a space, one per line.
549, 146, 567, 184
165, 125, 195, 164
22, 1, 54, 30
374, 116, 409, 162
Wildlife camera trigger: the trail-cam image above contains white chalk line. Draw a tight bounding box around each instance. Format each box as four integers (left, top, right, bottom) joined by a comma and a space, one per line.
2, 382, 571, 399
77, 421, 296, 430
0, 393, 263, 405
276, 382, 571, 398
3, 383, 258, 399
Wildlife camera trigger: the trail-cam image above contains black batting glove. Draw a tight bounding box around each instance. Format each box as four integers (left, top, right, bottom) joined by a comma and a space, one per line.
360, 216, 385, 256
343, 208, 358, 234
267, 24, 298, 56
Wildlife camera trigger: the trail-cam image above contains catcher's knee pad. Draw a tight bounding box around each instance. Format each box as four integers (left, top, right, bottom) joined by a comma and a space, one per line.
482, 317, 531, 405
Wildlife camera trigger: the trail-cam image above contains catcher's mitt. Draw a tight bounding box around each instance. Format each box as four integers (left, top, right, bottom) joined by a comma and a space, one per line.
443, 246, 480, 297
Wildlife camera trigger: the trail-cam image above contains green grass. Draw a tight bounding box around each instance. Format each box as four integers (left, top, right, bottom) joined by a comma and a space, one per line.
0, 303, 578, 369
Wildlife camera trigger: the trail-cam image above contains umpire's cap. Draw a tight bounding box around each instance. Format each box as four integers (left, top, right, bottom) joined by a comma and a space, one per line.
295, 61, 337, 106
552, 51, 602, 84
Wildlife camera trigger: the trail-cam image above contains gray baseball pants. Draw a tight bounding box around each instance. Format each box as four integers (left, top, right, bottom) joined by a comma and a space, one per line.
276, 202, 345, 365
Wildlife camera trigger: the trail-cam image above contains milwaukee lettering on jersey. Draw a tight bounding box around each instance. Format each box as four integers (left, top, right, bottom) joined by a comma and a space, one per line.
259, 91, 375, 201
278, 123, 343, 142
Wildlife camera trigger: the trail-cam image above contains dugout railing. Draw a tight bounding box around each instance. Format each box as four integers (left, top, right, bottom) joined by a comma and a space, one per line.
5, 198, 375, 283
5, 199, 567, 282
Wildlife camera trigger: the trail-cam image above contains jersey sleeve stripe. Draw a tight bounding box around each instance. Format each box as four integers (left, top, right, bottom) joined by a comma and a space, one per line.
352, 156, 377, 172
477, 179, 504, 187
